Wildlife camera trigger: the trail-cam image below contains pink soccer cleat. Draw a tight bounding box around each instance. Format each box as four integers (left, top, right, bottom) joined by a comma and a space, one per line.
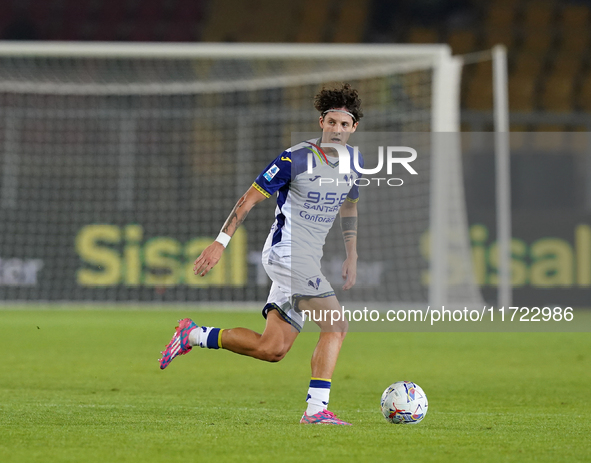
300, 410, 352, 425
158, 318, 198, 370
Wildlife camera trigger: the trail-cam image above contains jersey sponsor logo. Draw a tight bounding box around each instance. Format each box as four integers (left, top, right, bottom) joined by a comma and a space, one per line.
299, 210, 336, 223
303, 203, 340, 212
263, 164, 280, 182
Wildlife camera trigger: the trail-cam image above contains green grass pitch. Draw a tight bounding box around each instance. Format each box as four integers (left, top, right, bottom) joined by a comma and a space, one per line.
1, 307, 590, 463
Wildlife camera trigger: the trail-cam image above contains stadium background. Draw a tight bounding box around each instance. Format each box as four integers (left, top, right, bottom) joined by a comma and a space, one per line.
0, 0, 589, 306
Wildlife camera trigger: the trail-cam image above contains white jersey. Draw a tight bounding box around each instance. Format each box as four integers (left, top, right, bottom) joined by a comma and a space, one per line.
253, 139, 364, 267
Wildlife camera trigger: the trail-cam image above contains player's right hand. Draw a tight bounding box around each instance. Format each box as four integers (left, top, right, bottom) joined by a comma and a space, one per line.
193, 242, 225, 276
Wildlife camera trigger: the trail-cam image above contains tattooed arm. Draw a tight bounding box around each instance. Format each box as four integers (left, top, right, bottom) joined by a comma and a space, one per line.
220, 186, 267, 237
339, 199, 358, 290
193, 186, 267, 276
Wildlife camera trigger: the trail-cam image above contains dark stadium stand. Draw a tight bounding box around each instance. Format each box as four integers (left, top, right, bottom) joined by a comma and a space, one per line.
2, 0, 591, 121
1, 0, 205, 41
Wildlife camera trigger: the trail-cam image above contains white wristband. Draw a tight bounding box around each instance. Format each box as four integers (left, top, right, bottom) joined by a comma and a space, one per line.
215, 232, 231, 248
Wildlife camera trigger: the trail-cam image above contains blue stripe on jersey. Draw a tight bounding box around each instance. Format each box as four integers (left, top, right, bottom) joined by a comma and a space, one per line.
269, 144, 318, 245
271, 185, 289, 245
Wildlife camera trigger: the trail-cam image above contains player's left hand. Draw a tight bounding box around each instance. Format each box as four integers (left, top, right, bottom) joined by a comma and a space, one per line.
341, 256, 357, 290
193, 241, 224, 277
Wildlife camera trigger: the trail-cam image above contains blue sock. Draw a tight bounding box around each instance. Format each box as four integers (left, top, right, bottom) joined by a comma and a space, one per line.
188, 326, 223, 349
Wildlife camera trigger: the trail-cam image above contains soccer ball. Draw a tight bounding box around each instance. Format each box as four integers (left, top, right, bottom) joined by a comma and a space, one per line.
380, 381, 428, 424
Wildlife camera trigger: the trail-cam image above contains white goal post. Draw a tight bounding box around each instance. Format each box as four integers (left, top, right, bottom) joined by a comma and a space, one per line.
0, 42, 507, 307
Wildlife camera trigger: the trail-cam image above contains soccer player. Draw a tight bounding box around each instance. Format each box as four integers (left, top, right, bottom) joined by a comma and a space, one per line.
159, 83, 364, 425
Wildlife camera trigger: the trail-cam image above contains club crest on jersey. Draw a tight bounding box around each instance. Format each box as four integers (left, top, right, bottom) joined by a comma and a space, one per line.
307, 276, 322, 290
263, 164, 279, 182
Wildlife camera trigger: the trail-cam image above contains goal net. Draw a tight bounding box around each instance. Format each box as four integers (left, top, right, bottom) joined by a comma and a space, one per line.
0, 43, 482, 307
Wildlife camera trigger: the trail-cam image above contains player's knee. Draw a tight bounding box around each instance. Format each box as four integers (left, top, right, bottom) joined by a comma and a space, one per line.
257, 345, 289, 362
319, 318, 348, 335
333, 325, 348, 342
261, 350, 287, 362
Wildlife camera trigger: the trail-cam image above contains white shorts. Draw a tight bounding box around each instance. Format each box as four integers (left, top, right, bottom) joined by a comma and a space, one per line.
261, 243, 334, 332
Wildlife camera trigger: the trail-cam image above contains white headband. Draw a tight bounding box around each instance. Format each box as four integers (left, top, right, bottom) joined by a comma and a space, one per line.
323, 109, 356, 121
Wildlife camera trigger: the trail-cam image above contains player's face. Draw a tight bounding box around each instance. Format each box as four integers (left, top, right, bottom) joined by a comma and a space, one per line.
319, 109, 358, 146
